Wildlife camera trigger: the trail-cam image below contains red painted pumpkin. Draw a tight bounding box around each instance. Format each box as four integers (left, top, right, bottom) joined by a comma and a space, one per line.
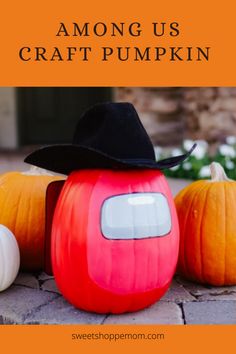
51, 169, 179, 313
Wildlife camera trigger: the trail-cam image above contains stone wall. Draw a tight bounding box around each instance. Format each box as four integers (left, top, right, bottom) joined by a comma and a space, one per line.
115, 87, 184, 146
0, 88, 18, 148
115, 87, 236, 147
182, 87, 236, 143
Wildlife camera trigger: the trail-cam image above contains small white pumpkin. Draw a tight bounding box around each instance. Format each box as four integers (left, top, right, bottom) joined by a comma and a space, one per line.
0, 225, 20, 292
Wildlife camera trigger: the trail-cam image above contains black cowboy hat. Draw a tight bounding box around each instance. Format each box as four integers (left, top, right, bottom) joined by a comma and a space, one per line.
24, 102, 196, 175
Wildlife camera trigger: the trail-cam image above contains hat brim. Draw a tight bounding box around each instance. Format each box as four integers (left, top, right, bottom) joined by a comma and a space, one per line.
24, 144, 196, 175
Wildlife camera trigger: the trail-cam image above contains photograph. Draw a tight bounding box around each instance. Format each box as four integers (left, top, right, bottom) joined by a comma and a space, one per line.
0, 86, 236, 325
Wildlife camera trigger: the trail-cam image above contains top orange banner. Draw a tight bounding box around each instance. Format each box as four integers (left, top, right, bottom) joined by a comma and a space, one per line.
0, 0, 235, 86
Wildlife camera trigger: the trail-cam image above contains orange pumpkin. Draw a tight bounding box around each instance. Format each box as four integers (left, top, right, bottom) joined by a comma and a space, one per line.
0, 167, 63, 271
175, 162, 236, 286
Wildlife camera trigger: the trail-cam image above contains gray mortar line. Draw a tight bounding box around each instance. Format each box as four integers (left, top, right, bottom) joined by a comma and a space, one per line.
13, 284, 40, 290
22, 293, 61, 323
101, 314, 110, 324
13, 283, 61, 295
178, 303, 186, 325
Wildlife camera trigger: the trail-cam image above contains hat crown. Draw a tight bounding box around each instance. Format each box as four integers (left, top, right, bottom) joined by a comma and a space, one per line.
73, 102, 155, 161
24, 101, 196, 175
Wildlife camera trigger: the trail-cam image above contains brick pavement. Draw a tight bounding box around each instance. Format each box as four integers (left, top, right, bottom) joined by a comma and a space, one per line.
1, 272, 236, 324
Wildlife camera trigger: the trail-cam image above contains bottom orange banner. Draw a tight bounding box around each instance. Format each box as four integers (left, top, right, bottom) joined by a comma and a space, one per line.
0, 325, 233, 353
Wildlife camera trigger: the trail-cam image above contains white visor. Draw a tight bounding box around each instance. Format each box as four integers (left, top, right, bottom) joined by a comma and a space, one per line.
101, 193, 172, 240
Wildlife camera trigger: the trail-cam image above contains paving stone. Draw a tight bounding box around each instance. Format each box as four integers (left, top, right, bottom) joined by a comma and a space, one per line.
197, 285, 236, 295
198, 293, 236, 301
161, 280, 195, 303
175, 275, 211, 295
38, 272, 54, 281
14, 273, 39, 289
177, 276, 236, 297
0, 159, 12, 173
167, 178, 191, 197
41, 279, 61, 294
104, 302, 183, 324
0, 286, 57, 324
183, 301, 236, 324
24, 296, 106, 324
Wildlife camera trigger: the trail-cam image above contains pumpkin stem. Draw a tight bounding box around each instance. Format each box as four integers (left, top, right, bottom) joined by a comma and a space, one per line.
210, 162, 233, 182
21, 166, 54, 176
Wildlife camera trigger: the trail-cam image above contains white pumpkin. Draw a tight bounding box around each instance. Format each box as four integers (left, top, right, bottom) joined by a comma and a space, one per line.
0, 225, 20, 291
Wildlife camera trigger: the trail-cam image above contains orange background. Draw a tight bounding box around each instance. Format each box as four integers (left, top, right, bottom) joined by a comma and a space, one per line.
0, 0, 235, 86
0, 1, 236, 351
0, 325, 234, 353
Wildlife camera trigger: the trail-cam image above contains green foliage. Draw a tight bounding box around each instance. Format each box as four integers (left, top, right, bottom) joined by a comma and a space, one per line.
156, 139, 236, 180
